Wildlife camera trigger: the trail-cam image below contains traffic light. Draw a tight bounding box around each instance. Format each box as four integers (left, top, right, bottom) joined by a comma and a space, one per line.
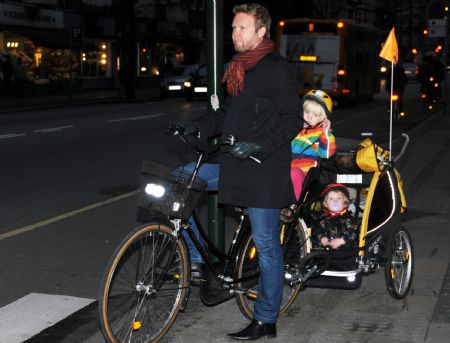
435, 44, 444, 54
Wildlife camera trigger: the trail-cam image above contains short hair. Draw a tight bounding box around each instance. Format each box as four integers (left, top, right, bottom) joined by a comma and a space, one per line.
233, 3, 271, 38
303, 99, 327, 120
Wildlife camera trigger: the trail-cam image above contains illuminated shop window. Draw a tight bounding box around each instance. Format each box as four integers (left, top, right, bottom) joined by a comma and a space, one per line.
81, 42, 111, 77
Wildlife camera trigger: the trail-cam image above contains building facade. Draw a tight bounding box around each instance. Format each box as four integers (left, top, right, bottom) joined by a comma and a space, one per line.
0, 0, 208, 94
0, 0, 445, 96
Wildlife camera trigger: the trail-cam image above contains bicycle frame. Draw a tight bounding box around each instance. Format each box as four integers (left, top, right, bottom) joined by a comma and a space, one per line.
175, 206, 259, 287
99, 127, 313, 343
163, 127, 261, 289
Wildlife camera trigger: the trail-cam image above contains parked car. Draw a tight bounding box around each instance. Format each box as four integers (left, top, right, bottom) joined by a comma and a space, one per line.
402, 62, 418, 81
183, 64, 208, 100
184, 63, 229, 100
159, 64, 198, 97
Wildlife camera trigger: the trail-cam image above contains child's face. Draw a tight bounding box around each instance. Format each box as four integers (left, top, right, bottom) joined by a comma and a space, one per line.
324, 190, 347, 212
303, 103, 324, 128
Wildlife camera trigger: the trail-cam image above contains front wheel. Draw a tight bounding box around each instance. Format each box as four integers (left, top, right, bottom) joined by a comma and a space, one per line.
99, 222, 190, 343
234, 219, 308, 319
384, 225, 414, 299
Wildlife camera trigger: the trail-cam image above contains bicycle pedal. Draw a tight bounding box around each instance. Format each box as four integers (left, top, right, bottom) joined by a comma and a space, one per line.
190, 276, 205, 286
246, 292, 257, 300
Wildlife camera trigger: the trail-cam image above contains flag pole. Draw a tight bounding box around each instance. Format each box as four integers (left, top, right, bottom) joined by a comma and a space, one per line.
379, 27, 398, 162
389, 61, 394, 161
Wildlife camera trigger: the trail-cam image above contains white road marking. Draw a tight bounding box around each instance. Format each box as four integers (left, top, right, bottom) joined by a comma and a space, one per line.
0, 189, 139, 241
0, 133, 26, 139
0, 293, 94, 343
107, 113, 165, 123
187, 106, 206, 112
33, 125, 74, 133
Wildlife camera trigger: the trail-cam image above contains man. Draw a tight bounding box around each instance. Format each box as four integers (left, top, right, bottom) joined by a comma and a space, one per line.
174, 3, 301, 340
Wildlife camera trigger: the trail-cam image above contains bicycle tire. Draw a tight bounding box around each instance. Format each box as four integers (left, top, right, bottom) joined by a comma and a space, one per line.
234, 219, 308, 319
99, 222, 189, 343
384, 225, 414, 299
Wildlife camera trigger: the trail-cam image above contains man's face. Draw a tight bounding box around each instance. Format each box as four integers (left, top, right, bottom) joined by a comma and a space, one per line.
232, 12, 265, 52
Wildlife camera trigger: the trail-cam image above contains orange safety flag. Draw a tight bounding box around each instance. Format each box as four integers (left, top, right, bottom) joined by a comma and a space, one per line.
379, 27, 398, 64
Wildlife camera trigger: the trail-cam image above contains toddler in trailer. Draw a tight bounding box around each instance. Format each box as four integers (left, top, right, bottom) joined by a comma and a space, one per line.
311, 183, 359, 250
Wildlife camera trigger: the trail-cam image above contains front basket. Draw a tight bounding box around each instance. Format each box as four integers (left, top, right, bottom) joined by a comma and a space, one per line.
137, 161, 207, 220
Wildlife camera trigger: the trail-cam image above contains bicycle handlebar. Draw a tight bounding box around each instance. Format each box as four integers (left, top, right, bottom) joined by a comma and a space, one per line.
393, 133, 409, 163
167, 123, 261, 164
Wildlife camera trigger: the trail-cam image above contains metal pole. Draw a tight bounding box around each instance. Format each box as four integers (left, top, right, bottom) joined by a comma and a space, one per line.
207, 0, 225, 260
389, 61, 394, 161
444, 2, 448, 115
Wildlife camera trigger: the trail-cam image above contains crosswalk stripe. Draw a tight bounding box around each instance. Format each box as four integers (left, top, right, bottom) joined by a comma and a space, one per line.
0, 293, 94, 343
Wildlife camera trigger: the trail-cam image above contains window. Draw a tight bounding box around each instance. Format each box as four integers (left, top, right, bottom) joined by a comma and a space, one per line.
81, 42, 111, 78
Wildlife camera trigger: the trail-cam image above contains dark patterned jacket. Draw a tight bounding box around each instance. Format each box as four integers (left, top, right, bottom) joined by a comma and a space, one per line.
311, 210, 360, 249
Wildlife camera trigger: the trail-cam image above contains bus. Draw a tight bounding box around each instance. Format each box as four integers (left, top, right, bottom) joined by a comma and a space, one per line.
276, 18, 382, 104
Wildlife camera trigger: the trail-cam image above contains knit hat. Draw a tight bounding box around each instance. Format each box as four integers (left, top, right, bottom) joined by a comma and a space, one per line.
320, 183, 350, 200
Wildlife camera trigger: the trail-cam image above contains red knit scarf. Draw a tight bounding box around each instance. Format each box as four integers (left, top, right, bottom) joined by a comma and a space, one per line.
324, 208, 348, 218
222, 38, 275, 96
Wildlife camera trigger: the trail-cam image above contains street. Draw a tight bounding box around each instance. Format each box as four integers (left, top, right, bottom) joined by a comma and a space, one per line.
1, 81, 450, 342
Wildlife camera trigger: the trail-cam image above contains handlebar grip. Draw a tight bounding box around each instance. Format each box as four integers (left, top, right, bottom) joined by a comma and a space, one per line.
166, 123, 184, 137
393, 133, 409, 163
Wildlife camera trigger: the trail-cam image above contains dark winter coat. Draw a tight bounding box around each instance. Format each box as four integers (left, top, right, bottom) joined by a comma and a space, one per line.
195, 52, 302, 208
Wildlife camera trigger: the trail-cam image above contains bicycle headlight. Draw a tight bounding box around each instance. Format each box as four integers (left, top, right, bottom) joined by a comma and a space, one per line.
145, 183, 166, 198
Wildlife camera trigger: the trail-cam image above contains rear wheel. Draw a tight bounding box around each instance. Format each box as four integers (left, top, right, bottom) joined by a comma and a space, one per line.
99, 222, 189, 343
234, 219, 308, 319
384, 225, 414, 299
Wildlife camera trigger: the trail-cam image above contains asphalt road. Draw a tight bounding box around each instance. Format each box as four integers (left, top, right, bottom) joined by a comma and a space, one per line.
1, 81, 450, 342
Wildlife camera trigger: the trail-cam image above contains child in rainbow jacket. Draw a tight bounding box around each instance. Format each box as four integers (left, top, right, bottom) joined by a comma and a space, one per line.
290, 89, 337, 200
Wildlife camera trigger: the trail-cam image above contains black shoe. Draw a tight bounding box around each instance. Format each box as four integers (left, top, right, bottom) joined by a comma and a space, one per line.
191, 263, 205, 279
227, 320, 276, 340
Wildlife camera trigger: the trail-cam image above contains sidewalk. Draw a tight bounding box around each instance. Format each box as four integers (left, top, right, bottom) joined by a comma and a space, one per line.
0, 86, 161, 114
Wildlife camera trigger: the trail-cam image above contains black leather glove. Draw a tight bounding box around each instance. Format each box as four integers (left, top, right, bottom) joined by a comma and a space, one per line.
230, 141, 261, 160
166, 122, 199, 137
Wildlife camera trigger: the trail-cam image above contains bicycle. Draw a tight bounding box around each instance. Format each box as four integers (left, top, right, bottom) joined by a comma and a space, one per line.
98, 125, 312, 343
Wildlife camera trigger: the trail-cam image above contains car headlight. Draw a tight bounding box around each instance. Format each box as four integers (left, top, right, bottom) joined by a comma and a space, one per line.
184, 81, 192, 88
145, 183, 166, 198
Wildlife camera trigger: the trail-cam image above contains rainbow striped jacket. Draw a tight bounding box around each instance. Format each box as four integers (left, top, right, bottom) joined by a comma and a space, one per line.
291, 127, 336, 173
